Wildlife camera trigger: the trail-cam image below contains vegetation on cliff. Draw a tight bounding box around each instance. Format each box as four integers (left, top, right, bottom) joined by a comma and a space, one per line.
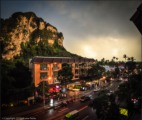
1, 12, 80, 60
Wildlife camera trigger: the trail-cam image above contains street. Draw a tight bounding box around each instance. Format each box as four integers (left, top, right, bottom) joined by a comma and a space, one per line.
4, 80, 137, 120
11, 80, 122, 120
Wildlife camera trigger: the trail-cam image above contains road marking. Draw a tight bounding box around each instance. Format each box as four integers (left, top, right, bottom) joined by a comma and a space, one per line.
58, 107, 68, 112
78, 106, 88, 112
26, 106, 53, 117
82, 115, 89, 120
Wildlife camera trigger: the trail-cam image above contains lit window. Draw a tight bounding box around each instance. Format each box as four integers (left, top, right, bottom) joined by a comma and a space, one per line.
40, 64, 48, 70
53, 64, 58, 70
40, 72, 48, 79
53, 71, 58, 77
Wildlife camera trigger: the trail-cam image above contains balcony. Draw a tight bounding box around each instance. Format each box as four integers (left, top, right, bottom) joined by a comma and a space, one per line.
40, 64, 48, 71
52, 67, 59, 71
40, 72, 48, 79
40, 67, 48, 71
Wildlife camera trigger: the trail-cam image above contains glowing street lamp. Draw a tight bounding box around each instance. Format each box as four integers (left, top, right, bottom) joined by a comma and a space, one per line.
103, 76, 106, 79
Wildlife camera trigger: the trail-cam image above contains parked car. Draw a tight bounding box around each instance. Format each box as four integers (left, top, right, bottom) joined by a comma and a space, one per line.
62, 101, 67, 106
54, 103, 63, 110
80, 96, 90, 102
80, 87, 87, 91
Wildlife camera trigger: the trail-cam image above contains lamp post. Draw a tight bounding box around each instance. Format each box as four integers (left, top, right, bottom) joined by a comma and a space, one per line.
41, 80, 45, 107
43, 81, 45, 107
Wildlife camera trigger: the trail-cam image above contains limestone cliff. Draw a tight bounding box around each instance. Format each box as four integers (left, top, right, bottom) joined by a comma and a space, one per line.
1, 12, 64, 60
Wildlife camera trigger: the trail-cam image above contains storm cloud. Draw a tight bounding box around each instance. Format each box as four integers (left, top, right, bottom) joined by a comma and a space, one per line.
1, 0, 141, 61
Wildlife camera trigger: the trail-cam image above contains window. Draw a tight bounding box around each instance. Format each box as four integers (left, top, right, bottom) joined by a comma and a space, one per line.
40, 64, 48, 70
75, 64, 79, 68
69, 64, 72, 67
75, 75, 79, 78
75, 70, 79, 74
53, 71, 58, 77
40, 72, 48, 79
53, 64, 58, 70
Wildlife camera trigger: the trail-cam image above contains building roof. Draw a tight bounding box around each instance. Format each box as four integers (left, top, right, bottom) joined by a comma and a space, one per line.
31, 56, 95, 63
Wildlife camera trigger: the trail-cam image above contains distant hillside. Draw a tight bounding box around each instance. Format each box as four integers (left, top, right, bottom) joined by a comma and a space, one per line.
0, 12, 81, 60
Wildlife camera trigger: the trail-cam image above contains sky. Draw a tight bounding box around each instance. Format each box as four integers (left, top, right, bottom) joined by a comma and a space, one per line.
1, 0, 142, 61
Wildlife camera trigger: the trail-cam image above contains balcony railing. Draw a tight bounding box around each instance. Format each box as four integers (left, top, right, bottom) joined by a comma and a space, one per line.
52, 67, 59, 70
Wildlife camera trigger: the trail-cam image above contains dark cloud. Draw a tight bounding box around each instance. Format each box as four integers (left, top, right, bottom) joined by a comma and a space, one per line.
1, 0, 141, 61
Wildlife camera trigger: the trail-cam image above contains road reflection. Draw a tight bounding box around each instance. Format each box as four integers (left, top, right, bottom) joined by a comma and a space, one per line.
48, 109, 54, 115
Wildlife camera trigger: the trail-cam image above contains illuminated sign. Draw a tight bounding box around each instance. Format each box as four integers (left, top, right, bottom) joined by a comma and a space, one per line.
119, 108, 128, 116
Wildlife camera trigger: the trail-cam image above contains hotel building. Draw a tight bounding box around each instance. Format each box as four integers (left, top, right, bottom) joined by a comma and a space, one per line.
30, 56, 95, 88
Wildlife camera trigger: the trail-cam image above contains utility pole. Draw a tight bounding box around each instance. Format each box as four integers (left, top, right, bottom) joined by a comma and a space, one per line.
42, 80, 45, 107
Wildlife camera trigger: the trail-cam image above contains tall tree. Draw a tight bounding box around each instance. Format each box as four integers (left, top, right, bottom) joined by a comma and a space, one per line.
89, 93, 120, 120
1, 60, 15, 104
36, 81, 49, 97
113, 56, 118, 62
57, 63, 73, 85
123, 54, 127, 62
87, 63, 105, 80
130, 57, 135, 62
113, 66, 120, 78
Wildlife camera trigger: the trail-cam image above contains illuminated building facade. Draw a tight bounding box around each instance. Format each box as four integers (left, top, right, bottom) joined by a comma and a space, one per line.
30, 56, 95, 87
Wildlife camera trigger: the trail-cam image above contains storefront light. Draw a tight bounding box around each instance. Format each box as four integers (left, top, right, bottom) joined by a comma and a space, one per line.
50, 98, 54, 106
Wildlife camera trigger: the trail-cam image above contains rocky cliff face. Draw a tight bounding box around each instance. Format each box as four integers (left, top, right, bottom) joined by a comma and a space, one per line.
1, 12, 64, 60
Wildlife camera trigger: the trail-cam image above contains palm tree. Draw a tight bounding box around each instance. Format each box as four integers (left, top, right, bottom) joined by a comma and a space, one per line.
113, 56, 118, 62
130, 57, 135, 62
105, 60, 109, 65
123, 54, 127, 62
100, 58, 105, 65
113, 56, 116, 60
127, 57, 131, 61
116, 57, 118, 61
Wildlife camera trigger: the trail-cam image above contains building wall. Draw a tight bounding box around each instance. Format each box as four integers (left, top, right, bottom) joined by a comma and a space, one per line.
34, 62, 63, 87
33, 62, 93, 87
34, 64, 41, 87
72, 63, 80, 80
32, 57, 95, 87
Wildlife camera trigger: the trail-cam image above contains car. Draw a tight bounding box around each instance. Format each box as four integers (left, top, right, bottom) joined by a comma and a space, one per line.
62, 101, 67, 106
80, 96, 90, 102
54, 101, 67, 110
93, 88, 100, 92
80, 87, 87, 91
54, 103, 63, 110
106, 92, 111, 96
65, 110, 79, 120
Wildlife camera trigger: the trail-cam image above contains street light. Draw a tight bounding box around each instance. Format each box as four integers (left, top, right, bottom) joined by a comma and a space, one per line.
41, 79, 46, 107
